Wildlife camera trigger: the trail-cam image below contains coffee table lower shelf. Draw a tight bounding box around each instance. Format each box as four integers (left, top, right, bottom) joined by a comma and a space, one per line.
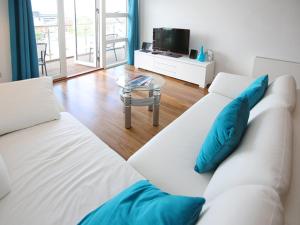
120, 89, 161, 129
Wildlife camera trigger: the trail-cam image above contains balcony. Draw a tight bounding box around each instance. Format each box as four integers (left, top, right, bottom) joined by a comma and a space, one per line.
35, 24, 127, 77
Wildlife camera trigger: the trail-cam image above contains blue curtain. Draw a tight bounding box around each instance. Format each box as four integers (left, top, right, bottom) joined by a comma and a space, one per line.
8, 0, 39, 81
127, 0, 139, 65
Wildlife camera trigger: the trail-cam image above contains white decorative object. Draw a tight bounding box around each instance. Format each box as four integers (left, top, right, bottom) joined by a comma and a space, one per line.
134, 50, 215, 88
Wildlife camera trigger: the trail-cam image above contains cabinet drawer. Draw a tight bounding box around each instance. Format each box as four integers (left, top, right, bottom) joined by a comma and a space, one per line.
153, 58, 177, 77
177, 63, 206, 87
135, 52, 153, 70
154, 58, 176, 71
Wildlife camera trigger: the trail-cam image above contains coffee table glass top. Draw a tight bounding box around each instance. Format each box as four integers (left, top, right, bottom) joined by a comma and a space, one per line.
116, 74, 165, 91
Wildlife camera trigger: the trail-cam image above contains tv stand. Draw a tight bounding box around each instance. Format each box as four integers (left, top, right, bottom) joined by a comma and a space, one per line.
135, 50, 215, 88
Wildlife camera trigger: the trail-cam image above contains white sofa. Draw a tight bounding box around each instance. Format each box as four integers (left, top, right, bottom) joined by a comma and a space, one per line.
0, 78, 143, 225
0, 73, 299, 225
128, 73, 299, 225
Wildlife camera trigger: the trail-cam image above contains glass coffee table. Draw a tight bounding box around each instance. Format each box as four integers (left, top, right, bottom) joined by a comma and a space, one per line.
116, 74, 165, 129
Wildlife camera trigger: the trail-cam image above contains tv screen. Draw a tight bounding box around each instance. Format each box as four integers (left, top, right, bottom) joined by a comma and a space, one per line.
153, 28, 190, 55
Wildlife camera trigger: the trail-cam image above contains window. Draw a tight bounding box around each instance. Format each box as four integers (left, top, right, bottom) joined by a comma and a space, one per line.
106, 0, 127, 13
32, 0, 61, 76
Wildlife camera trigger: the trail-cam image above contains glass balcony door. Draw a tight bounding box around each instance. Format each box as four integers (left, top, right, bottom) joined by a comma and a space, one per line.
74, 0, 99, 67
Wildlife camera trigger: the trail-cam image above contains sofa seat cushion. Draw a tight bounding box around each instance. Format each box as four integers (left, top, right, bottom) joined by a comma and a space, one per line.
128, 93, 232, 197
0, 112, 143, 225
0, 77, 61, 136
197, 185, 283, 225
204, 108, 293, 200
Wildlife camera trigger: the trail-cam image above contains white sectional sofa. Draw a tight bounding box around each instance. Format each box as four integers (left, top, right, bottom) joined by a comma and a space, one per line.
0, 73, 299, 225
129, 73, 299, 225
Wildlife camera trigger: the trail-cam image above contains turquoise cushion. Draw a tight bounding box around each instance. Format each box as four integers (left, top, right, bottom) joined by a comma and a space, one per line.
239, 75, 269, 109
195, 96, 250, 173
78, 180, 205, 225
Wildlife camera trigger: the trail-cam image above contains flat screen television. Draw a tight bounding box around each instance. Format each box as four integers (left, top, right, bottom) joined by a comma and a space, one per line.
153, 28, 190, 55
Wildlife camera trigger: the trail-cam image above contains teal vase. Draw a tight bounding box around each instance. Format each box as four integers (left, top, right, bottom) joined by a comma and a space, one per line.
197, 46, 206, 62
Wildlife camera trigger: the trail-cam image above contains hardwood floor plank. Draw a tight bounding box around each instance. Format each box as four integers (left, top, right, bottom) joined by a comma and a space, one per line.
54, 65, 207, 159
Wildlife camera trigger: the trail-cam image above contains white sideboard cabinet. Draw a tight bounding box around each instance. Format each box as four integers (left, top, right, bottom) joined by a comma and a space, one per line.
134, 50, 215, 88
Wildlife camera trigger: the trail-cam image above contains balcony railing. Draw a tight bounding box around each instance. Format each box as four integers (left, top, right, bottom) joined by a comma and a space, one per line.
35, 24, 74, 61
35, 19, 126, 63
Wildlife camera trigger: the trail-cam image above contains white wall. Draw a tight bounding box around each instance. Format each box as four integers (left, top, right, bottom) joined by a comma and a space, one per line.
0, 0, 11, 82
140, 0, 300, 76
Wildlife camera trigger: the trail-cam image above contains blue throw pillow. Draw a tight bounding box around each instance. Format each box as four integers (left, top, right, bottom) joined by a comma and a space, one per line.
78, 180, 205, 225
195, 96, 250, 173
239, 75, 269, 109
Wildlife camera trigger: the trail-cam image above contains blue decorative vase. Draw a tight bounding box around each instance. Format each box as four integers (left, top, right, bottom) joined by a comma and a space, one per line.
197, 46, 206, 62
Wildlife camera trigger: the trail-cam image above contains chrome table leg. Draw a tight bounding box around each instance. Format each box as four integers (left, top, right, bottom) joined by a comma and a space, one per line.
124, 92, 132, 129
153, 90, 161, 127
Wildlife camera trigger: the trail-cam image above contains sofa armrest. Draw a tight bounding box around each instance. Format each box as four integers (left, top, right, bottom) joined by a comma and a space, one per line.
209, 72, 254, 99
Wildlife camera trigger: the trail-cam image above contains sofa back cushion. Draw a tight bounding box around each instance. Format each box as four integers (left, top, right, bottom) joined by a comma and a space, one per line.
197, 185, 283, 225
264, 75, 297, 112
0, 77, 61, 135
208, 72, 254, 99
210, 73, 297, 113
239, 75, 269, 109
0, 155, 11, 199
204, 108, 293, 200
249, 75, 297, 123
195, 97, 250, 173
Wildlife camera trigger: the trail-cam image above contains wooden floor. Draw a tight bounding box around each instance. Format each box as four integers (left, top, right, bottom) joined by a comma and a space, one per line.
53, 65, 207, 159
